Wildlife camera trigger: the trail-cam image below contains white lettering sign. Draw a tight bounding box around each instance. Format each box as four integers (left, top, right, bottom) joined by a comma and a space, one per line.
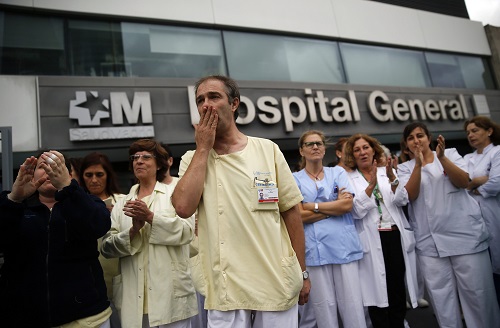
367, 90, 468, 122
68, 91, 154, 141
110, 92, 152, 124
187, 87, 361, 132
187, 87, 476, 132
69, 126, 154, 141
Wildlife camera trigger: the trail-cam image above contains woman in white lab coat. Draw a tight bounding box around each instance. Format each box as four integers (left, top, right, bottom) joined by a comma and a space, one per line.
464, 115, 500, 307
343, 134, 418, 328
398, 122, 499, 328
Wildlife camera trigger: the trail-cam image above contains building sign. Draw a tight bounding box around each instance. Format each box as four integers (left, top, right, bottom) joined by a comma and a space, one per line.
36, 77, 496, 151
68, 90, 154, 141
188, 88, 472, 132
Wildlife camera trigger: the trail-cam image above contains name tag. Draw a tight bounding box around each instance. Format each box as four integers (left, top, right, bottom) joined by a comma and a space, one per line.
258, 188, 279, 203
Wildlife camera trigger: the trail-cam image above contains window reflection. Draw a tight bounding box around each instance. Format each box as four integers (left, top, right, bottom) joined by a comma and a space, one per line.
0, 13, 65, 75
68, 20, 125, 77
0, 10, 495, 90
425, 52, 494, 89
224, 31, 345, 84
121, 23, 226, 78
340, 43, 431, 88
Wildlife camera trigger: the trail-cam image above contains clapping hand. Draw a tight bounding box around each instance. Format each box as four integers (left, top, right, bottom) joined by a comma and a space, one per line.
385, 157, 396, 181
413, 143, 424, 167
125, 199, 154, 239
124, 199, 153, 224
369, 159, 378, 187
436, 135, 445, 159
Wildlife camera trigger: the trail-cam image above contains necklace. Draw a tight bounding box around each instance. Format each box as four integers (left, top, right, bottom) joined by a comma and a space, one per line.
305, 167, 323, 181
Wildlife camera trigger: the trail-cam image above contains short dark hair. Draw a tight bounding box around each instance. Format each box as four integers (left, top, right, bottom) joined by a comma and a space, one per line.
69, 157, 83, 177
194, 75, 240, 120
160, 143, 173, 159
129, 139, 170, 182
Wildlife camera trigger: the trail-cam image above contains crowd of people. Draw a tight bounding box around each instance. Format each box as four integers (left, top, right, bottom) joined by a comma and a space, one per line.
1, 75, 499, 328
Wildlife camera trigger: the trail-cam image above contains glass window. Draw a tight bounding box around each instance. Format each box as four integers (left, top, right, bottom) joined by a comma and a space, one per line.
340, 43, 431, 88
67, 20, 125, 77
0, 12, 65, 75
224, 31, 345, 84
121, 23, 226, 78
425, 52, 494, 89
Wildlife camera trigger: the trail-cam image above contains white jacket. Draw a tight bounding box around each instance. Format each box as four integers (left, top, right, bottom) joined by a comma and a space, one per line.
101, 182, 197, 328
348, 167, 418, 308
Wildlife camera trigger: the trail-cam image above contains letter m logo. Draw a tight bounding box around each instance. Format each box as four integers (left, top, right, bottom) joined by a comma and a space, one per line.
110, 92, 152, 125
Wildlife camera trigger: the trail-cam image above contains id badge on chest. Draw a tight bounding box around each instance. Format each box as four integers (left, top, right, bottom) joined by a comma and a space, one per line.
254, 172, 279, 204
258, 187, 279, 203
378, 217, 392, 231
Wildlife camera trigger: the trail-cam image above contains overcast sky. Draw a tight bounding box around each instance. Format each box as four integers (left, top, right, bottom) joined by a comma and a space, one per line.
464, 0, 500, 26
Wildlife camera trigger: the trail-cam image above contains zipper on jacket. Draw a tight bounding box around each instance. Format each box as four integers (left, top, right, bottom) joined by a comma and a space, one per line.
46, 208, 52, 326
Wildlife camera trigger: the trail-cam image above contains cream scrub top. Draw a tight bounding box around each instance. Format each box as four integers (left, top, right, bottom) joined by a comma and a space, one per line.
180, 136, 304, 311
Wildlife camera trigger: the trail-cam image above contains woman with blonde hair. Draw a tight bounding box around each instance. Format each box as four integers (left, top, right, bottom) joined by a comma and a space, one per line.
293, 130, 365, 328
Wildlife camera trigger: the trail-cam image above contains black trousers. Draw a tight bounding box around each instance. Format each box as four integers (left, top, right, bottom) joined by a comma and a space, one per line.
368, 229, 407, 328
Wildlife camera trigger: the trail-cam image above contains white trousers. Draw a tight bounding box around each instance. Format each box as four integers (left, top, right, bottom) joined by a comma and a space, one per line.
142, 315, 191, 328
207, 304, 298, 328
415, 255, 425, 300
419, 250, 500, 328
299, 262, 366, 328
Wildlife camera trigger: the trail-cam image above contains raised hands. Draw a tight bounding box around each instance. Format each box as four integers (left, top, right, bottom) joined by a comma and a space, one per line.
8, 156, 43, 202
39, 151, 72, 190
436, 135, 446, 159
124, 199, 153, 224
125, 199, 154, 239
385, 156, 396, 181
8, 151, 72, 203
413, 143, 424, 167
369, 159, 378, 187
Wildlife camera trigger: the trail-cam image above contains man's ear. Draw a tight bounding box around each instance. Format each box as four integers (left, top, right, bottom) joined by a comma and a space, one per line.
231, 97, 240, 111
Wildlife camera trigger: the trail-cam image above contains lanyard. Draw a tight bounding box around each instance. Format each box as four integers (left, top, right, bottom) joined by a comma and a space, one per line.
358, 169, 384, 227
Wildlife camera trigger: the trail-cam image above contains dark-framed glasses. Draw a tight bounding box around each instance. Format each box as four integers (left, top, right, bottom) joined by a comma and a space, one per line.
303, 141, 324, 148
130, 154, 156, 161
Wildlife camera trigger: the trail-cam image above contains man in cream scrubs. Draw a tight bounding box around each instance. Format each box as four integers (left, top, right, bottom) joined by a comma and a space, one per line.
172, 75, 311, 328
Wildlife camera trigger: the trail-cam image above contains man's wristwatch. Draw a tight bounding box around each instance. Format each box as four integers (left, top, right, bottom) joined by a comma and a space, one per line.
302, 270, 309, 280
390, 178, 399, 186
313, 202, 319, 213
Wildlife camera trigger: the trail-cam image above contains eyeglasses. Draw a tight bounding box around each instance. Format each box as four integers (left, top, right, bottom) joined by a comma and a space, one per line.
130, 154, 156, 161
302, 141, 324, 148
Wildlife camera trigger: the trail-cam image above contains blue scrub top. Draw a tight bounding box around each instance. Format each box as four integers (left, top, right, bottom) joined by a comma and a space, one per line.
294, 166, 363, 266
